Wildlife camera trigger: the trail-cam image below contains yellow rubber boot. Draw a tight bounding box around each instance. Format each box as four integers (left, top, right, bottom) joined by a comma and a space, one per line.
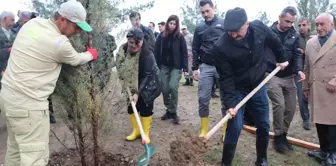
199, 117, 209, 137
222, 121, 228, 142
141, 116, 152, 144
126, 114, 140, 141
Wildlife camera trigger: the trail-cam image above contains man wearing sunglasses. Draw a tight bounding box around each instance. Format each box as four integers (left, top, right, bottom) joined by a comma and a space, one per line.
0, 0, 98, 165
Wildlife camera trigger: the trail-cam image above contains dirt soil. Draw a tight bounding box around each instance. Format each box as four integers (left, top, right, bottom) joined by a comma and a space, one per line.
47, 149, 134, 166
169, 129, 209, 166
0, 79, 320, 166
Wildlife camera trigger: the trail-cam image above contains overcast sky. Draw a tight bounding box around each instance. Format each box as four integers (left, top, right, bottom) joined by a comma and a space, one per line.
1, 0, 336, 44
0, 0, 301, 30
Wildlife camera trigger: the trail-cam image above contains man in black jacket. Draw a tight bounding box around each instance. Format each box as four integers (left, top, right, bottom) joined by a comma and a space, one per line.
210, 7, 288, 166
266, 7, 305, 154
148, 22, 160, 38
297, 18, 311, 130
192, 0, 226, 138
129, 12, 155, 51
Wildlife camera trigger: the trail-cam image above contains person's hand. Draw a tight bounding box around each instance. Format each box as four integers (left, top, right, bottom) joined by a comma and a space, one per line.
276, 61, 289, 70
132, 93, 138, 104
327, 78, 336, 93
193, 70, 199, 81
86, 45, 98, 61
1, 71, 4, 76
304, 90, 310, 98
297, 71, 306, 82
227, 108, 237, 119
183, 72, 189, 77
297, 48, 304, 54
8, 47, 11, 53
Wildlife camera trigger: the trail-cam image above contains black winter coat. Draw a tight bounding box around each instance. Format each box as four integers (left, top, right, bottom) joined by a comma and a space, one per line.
192, 16, 225, 70
140, 24, 156, 52
210, 20, 287, 108
154, 33, 188, 72
122, 43, 162, 104
266, 21, 303, 77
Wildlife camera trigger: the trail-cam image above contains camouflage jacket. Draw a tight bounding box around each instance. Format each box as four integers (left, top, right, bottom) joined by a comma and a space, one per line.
115, 43, 140, 94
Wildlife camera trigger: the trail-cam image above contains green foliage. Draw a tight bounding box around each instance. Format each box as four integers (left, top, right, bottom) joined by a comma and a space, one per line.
31, 0, 66, 18
296, 0, 336, 32
256, 11, 272, 26
180, 0, 225, 33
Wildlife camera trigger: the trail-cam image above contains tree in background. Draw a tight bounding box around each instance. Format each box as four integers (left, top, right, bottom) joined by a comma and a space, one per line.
256, 11, 272, 26
296, 0, 336, 32
30, 0, 154, 165
180, 0, 225, 33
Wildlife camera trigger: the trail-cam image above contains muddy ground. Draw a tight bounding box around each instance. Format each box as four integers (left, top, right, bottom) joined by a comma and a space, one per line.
0, 78, 320, 166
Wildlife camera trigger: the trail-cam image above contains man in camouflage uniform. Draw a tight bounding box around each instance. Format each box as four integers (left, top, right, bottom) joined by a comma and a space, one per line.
181, 25, 194, 86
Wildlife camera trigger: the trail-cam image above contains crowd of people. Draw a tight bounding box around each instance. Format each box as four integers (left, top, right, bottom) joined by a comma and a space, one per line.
0, 0, 335, 166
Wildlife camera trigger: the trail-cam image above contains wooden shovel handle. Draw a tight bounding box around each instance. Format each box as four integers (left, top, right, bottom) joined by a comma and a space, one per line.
204, 66, 281, 140
126, 87, 148, 144
243, 125, 320, 150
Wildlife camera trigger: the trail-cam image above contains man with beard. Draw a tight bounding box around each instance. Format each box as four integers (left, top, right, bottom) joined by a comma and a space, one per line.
266, 6, 305, 154
192, 0, 226, 138
210, 7, 288, 165
297, 18, 311, 130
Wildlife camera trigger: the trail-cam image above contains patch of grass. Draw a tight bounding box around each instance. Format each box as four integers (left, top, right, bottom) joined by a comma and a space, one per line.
202, 143, 320, 166
268, 147, 320, 166
179, 75, 199, 86
202, 145, 243, 166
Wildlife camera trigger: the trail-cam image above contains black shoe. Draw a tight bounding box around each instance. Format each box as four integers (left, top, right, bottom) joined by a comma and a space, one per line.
50, 112, 56, 124
308, 149, 327, 162
161, 112, 172, 120
183, 79, 190, 86
222, 143, 237, 166
171, 113, 180, 124
303, 121, 311, 130
211, 93, 219, 98
322, 152, 336, 166
255, 136, 269, 166
283, 133, 293, 151
255, 158, 268, 166
189, 78, 194, 86
273, 135, 287, 153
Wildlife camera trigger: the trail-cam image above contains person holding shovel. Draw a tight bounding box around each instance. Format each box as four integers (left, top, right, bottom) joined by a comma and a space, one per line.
210, 7, 288, 166
0, 0, 98, 165
115, 28, 162, 144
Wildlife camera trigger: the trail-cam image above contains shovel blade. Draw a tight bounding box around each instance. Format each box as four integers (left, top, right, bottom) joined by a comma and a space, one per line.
137, 144, 156, 166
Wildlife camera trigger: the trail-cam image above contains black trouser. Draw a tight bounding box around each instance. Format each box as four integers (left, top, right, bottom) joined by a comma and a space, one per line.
127, 96, 154, 117
211, 77, 219, 94
316, 124, 336, 152
244, 101, 255, 126
48, 96, 56, 123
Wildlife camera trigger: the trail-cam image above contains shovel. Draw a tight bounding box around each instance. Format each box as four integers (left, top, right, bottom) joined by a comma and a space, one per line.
126, 87, 156, 166
204, 66, 281, 140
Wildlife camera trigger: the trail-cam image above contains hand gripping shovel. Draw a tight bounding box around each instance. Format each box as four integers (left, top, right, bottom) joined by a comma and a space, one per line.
126, 87, 156, 166
204, 66, 281, 140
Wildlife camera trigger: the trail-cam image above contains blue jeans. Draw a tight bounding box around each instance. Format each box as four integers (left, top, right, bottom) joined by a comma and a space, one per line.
295, 76, 310, 122
224, 85, 270, 144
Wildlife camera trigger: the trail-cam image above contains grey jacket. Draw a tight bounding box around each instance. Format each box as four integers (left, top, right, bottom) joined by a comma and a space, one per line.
183, 32, 193, 56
